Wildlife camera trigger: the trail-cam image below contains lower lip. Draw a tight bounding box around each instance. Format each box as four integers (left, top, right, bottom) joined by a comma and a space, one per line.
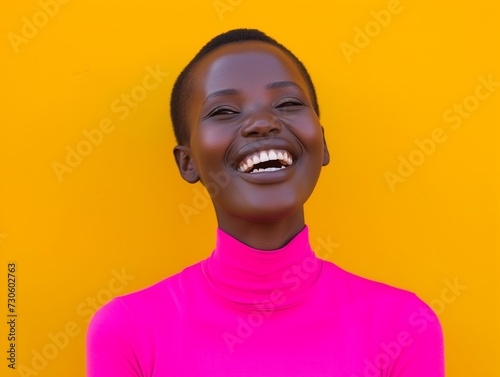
235, 163, 295, 184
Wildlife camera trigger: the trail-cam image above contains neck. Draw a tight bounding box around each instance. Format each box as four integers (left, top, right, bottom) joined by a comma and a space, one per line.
201, 222, 322, 310
215, 208, 305, 250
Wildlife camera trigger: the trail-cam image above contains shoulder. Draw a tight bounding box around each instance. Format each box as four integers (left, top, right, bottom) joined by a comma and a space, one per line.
320, 259, 444, 351
88, 260, 203, 331
321, 259, 423, 302
86, 260, 205, 372
320, 260, 442, 330
319, 260, 444, 373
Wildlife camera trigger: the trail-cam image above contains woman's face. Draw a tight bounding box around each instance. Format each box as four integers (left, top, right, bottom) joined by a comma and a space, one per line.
175, 41, 329, 222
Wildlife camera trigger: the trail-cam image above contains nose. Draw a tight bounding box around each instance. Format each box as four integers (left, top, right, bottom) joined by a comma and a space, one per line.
240, 110, 282, 138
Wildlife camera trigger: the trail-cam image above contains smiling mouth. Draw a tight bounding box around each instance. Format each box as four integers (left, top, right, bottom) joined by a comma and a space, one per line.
237, 149, 293, 173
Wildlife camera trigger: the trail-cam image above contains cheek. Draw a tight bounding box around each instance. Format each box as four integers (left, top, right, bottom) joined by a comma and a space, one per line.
293, 120, 325, 158
192, 128, 221, 153
190, 128, 233, 178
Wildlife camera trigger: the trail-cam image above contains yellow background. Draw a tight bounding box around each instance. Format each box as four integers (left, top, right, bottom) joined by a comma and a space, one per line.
1, 0, 499, 376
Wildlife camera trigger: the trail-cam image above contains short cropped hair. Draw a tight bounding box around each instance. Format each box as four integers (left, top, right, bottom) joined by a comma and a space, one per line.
170, 28, 320, 145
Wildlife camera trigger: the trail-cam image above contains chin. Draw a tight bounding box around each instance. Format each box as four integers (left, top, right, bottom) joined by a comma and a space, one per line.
229, 194, 307, 223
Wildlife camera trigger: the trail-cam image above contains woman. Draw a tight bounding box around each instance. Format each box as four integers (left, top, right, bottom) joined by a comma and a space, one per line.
86, 28, 444, 376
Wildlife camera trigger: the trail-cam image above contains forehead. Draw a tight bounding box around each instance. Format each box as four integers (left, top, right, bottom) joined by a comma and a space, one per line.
190, 41, 308, 97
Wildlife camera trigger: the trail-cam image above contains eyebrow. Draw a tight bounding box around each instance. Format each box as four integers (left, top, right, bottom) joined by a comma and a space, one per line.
203, 81, 302, 104
203, 89, 239, 104
265, 81, 301, 90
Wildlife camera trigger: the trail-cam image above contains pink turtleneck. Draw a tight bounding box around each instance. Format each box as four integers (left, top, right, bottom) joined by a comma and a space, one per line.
86, 226, 444, 376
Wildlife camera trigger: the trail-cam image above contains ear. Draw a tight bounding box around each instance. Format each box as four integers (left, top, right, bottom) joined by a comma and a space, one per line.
173, 145, 200, 183
321, 126, 330, 166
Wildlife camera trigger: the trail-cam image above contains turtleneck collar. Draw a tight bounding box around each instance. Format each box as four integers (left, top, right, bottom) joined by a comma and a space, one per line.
200, 225, 323, 311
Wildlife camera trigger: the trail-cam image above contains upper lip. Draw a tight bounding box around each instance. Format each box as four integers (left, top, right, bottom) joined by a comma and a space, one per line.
231, 139, 298, 173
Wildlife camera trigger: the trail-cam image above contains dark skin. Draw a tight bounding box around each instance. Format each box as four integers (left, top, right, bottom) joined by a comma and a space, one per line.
174, 41, 330, 250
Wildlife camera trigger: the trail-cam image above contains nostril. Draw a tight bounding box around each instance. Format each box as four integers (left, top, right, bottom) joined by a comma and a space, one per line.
246, 130, 262, 137
241, 117, 282, 137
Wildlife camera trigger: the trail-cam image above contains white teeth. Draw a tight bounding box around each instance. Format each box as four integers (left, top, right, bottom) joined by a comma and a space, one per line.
238, 149, 294, 173
282, 152, 293, 166
249, 166, 286, 173
259, 151, 269, 162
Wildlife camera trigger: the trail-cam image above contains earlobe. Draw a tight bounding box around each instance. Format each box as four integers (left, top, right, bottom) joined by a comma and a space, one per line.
321, 127, 330, 166
173, 145, 200, 183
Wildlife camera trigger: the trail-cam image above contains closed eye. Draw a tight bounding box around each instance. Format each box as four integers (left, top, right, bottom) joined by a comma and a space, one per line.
276, 98, 304, 109
205, 106, 239, 118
